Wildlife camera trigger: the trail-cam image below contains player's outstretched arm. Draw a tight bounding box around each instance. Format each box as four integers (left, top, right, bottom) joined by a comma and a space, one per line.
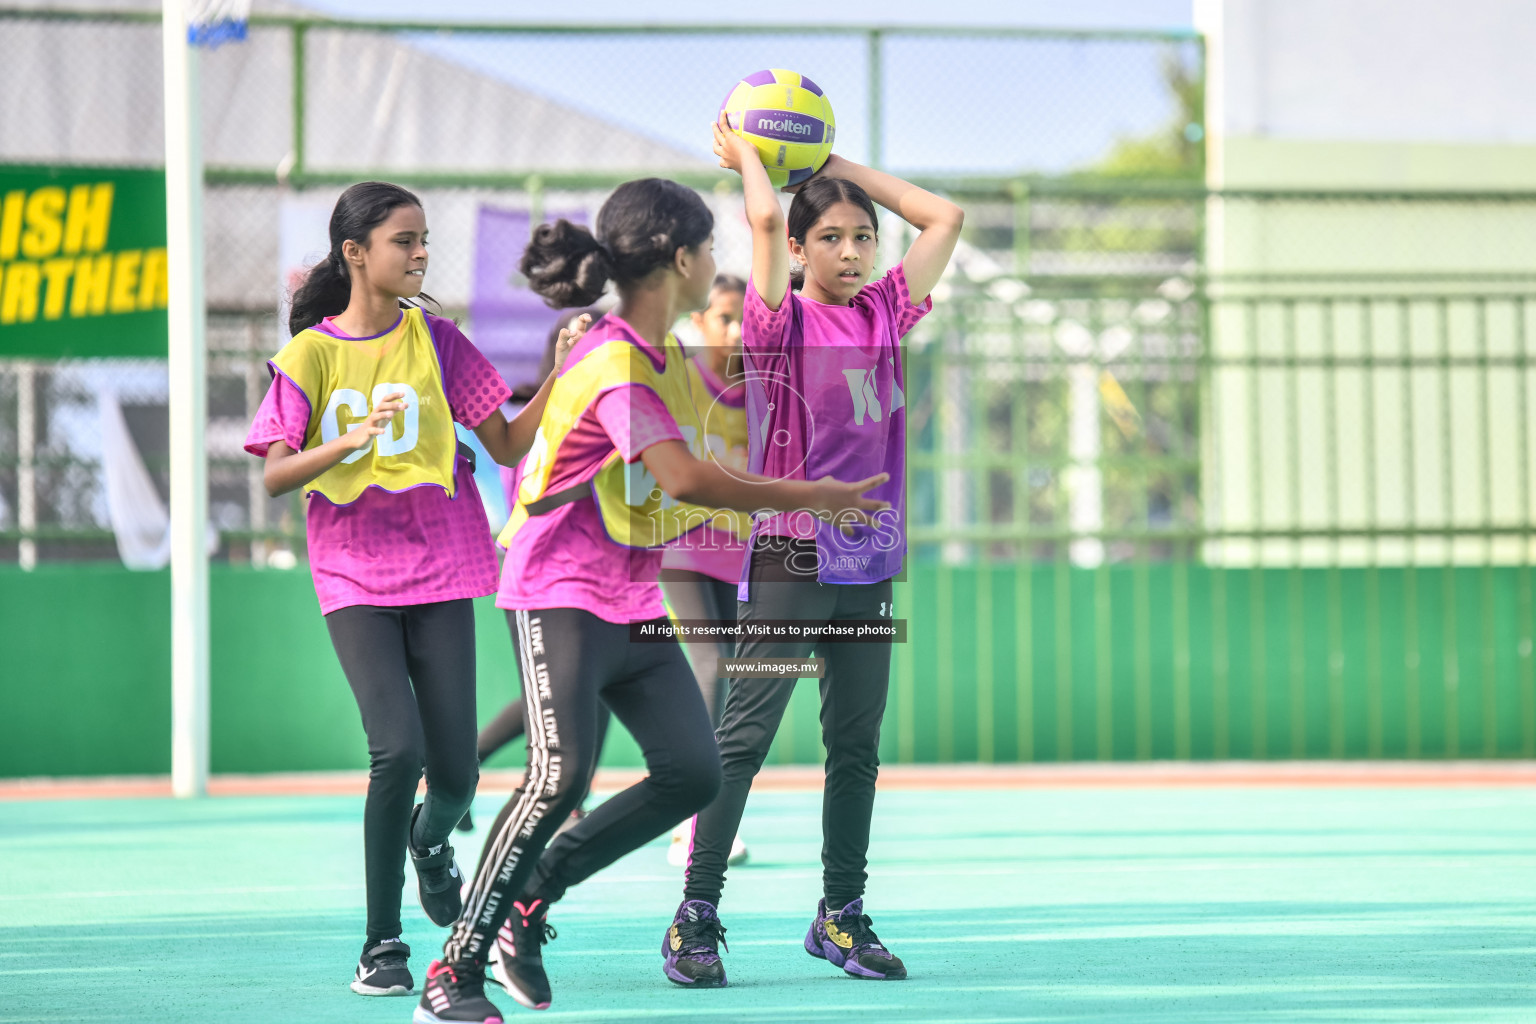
810, 155, 963, 305
473, 314, 589, 466
713, 112, 791, 311
641, 439, 889, 530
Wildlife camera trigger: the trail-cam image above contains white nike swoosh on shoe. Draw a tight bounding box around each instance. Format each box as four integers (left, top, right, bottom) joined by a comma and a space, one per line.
359, 967, 379, 981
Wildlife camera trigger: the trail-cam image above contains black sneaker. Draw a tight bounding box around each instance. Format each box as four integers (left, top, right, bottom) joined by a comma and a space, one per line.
661, 899, 729, 987
413, 959, 503, 1024
351, 937, 413, 996
410, 804, 464, 927
489, 896, 555, 1010
804, 898, 907, 980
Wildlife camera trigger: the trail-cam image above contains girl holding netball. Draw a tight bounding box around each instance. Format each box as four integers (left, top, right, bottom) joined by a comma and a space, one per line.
244, 181, 581, 998
658, 120, 963, 988
414, 177, 890, 1024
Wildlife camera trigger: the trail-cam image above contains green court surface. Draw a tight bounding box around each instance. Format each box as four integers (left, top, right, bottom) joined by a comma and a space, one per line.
2, 783, 1534, 1023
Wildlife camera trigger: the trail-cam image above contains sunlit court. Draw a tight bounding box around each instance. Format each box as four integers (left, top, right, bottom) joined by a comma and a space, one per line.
5, 0, 1536, 1022
4, 766, 1534, 1023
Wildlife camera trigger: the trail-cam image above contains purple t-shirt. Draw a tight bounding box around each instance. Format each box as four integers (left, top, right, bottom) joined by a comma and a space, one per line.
740, 263, 930, 595
496, 313, 687, 624
244, 311, 511, 615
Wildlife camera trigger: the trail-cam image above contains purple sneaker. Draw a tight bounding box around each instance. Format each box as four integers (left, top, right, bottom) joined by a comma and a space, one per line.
804, 898, 907, 980
661, 899, 729, 987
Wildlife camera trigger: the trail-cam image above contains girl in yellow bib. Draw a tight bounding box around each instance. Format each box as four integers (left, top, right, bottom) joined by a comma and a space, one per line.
661, 274, 750, 725
660, 274, 753, 868
243, 182, 583, 999
417, 178, 889, 1024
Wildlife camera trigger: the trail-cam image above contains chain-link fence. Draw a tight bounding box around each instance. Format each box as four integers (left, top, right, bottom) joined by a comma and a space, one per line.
3, 8, 1536, 573
0, 7, 1211, 565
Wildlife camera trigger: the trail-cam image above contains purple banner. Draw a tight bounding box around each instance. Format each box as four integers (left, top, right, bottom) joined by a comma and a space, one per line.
470, 205, 588, 391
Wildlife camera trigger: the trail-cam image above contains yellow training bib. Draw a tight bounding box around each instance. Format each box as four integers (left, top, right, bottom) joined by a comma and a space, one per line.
683, 358, 752, 543
270, 306, 458, 505
687, 359, 749, 472
500, 328, 738, 549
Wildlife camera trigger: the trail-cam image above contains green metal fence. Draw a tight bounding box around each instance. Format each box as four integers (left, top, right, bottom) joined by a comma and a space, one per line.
2, 10, 1534, 763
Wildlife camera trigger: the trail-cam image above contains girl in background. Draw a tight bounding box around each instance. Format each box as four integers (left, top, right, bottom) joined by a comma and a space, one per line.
413, 177, 890, 1024
659, 121, 963, 989
460, 307, 608, 837
660, 274, 751, 868
244, 181, 578, 998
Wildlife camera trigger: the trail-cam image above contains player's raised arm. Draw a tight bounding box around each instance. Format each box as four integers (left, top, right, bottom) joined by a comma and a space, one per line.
713, 112, 791, 310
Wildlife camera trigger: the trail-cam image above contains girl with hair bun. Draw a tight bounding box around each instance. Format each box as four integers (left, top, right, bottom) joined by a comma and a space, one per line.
244, 181, 581, 999
416, 178, 891, 1024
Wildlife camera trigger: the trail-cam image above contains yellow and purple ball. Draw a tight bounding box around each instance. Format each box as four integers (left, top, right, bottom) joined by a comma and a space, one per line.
719, 68, 836, 189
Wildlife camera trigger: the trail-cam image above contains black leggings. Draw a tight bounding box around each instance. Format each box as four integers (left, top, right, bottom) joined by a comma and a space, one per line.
473, 693, 611, 814
476, 573, 735, 759
684, 536, 893, 911
444, 608, 722, 965
325, 599, 480, 942
475, 697, 610, 764
476, 573, 735, 761
659, 569, 740, 726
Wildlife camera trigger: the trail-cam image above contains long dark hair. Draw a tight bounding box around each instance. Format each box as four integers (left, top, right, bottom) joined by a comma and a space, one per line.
785, 177, 879, 292
288, 180, 432, 335
519, 178, 714, 309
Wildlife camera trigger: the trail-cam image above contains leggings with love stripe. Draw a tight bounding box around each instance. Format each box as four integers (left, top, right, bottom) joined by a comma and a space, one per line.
443, 607, 721, 965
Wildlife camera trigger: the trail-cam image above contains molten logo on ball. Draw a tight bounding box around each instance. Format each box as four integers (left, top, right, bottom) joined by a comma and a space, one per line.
745, 110, 822, 142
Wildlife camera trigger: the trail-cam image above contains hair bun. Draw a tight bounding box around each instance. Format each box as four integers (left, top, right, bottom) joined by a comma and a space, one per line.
518, 179, 714, 305
520, 219, 612, 309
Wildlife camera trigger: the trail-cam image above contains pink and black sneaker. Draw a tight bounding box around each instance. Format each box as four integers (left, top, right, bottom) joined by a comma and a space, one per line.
412, 958, 503, 1024
488, 897, 555, 1010
804, 898, 907, 980
661, 899, 729, 987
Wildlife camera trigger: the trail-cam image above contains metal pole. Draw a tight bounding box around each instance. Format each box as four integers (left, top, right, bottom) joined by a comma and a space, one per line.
16, 361, 36, 571
245, 319, 268, 568
1067, 360, 1104, 567
866, 29, 883, 169
291, 23, 307, 179
163, 0, 209, 798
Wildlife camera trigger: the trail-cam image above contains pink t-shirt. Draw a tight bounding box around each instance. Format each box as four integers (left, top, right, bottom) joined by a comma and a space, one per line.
743, 263, 930, 540
244, 311, 512, 615
660, 358, 749, 584
496, 313, 687, 624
